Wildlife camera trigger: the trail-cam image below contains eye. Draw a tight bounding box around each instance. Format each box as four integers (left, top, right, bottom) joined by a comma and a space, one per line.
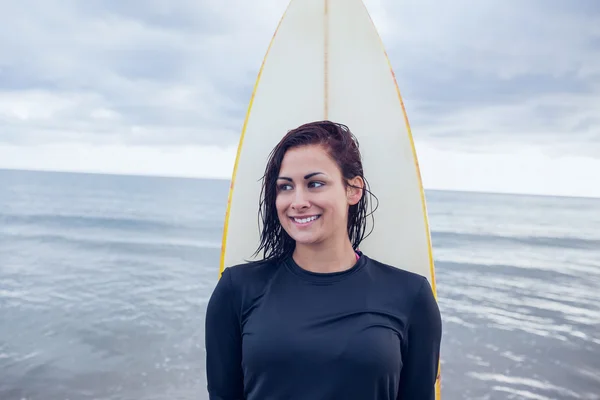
278, 183, 293, 191
309, 181, 325, 189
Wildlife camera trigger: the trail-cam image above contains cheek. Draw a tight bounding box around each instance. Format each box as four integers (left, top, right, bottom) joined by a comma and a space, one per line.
275, 194, 287, 215
328, 190, 349, 212
320, 198, 346, 218
332, 198, 350, 221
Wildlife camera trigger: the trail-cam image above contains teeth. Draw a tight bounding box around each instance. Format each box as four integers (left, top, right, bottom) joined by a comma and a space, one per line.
294, 215, 318, 224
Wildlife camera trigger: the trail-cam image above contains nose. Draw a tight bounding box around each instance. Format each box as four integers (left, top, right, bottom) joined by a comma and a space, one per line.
291, 187, 310, 210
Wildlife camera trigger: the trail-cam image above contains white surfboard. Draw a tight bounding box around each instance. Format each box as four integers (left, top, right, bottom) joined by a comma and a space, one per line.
219, 0, 441, 397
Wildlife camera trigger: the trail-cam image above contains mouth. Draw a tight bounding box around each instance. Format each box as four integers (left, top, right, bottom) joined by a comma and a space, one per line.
289, 215, 321, 226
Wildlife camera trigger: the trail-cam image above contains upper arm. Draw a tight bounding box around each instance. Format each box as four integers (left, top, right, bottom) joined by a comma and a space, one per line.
205, 268, 245, 400
397, 278, 442, 400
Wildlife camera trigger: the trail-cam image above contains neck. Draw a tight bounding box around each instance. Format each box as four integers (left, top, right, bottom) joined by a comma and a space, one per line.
292, 237, 357, 274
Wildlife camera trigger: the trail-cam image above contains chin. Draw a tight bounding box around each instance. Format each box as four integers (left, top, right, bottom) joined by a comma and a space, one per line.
291, 234, 322, 245
290, 226, 329, 245
281, 225, 320, 245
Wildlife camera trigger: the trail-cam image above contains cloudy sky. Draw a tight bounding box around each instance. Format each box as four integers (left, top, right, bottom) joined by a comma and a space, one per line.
1, 0, 599, 198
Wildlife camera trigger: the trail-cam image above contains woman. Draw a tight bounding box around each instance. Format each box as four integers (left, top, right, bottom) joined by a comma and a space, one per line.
205, 120, 442, 399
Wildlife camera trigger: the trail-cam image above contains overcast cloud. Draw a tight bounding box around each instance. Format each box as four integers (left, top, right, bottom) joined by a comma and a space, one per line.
377, 0, 600, 156
0, 0, 286, 147
1, 0, 599, 196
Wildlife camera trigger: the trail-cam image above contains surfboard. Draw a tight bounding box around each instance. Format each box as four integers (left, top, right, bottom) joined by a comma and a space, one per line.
219, 0, 441, 397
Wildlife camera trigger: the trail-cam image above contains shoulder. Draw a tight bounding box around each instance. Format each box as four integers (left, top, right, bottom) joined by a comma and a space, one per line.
363, 255, 441, 330
208, 258, 280, 316
218, 258, 282, 304
222, 258, 280, 287
362, 255, 437, 313
363, 255, 430, 292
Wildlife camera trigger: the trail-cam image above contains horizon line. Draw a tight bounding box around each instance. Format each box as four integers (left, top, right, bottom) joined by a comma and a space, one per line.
1, 166, 598, 201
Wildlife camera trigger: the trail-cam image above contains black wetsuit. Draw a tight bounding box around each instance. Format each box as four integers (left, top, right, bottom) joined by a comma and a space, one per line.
205, 252, 442, 400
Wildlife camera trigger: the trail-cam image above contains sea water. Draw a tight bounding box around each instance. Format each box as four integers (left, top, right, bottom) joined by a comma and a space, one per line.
1, 168, 599, 399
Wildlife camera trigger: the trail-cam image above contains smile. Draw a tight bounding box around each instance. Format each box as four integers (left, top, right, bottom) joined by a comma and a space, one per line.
290, 215, 321, 225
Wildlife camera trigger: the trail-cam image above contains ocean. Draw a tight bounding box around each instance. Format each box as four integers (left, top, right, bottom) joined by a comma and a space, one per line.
1, 168, 599, 400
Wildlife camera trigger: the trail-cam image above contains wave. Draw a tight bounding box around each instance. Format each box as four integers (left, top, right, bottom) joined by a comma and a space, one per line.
434, 259, 582, 281
431, 230, 600, 251
0, 231, 221, 253
0, 212, 182, 231
0, 212, 225, 235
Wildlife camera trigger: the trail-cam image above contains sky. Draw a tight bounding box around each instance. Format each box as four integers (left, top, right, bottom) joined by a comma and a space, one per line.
1, 0, 599, 198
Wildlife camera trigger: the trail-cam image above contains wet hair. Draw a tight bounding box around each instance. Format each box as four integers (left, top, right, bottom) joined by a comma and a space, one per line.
254, 120, 378, 262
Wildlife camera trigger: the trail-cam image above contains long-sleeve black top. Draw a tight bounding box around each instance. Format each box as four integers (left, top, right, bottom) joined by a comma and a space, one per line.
205, 252, 442, 400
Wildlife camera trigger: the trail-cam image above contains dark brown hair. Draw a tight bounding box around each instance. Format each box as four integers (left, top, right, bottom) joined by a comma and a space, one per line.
254, 120, 378, 262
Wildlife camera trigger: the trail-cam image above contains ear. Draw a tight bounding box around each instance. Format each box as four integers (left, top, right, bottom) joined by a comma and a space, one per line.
346, 176, 364, 206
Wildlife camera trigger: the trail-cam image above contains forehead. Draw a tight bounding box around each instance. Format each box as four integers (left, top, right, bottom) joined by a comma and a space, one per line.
279, 144, 339, 175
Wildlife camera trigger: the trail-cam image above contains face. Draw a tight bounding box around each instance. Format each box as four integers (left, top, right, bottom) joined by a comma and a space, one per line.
275, 144, 363, 248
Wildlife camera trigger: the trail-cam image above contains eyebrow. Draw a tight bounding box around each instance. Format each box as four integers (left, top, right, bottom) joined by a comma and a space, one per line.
277, 172, 324, 181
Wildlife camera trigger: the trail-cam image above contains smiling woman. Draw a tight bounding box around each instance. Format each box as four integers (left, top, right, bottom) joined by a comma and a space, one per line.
256, 121, 368, 270
205, 120, 442, 400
